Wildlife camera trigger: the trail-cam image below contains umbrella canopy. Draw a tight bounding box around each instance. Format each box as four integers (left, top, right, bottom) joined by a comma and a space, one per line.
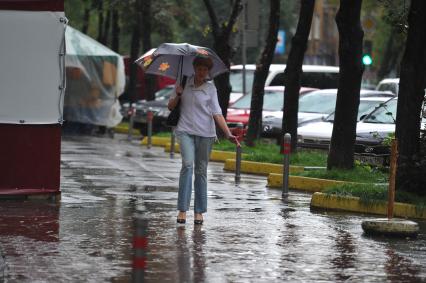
135, 43, 228, 81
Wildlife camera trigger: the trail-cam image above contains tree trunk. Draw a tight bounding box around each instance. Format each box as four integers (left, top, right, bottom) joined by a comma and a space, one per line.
101, 8, 111, 45
281, 0, 315, 152
327, 0, 364, 170
141, 0, 156, 101
395, 0, 426, 195
96, 0, 104, 43
128, 0, 141, 103
111, 7, 120, 53
245, 0, 280, 146
81, 1, 90, 34
203, 0, 243, 119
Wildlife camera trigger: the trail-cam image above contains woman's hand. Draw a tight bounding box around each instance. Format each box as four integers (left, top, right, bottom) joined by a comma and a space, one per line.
227, 133, 241, 146
176, 85, 184, 96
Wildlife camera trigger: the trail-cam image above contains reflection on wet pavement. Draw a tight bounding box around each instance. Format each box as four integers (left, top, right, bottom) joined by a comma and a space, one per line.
0, 134, 425, 282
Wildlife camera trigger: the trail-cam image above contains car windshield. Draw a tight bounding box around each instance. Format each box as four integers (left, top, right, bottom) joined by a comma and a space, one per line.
155, 87, 174, 100
229, 70, 255, 93
298, 91, 337, 114
363, 99, 397, 124
326, 99, 387, 122
231, 90, 283, 111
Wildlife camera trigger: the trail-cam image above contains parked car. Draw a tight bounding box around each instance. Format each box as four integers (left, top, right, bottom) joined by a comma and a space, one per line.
229, 64, 340, 103
376, 78, 399, 95
262, 89, 395, 137
226, 86, 317, 131
121, 85, 175, 133
297, 96, 396, 150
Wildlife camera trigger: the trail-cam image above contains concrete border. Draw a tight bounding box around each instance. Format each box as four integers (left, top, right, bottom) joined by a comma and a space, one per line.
267, 173, 349, 192
114, 124, 139, 135
141, 137, 171, 147
311, 192, 426, 219
224, 159, 304, 175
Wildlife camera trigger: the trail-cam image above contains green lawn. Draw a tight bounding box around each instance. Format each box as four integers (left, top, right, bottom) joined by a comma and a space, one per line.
323, 183, 426, 208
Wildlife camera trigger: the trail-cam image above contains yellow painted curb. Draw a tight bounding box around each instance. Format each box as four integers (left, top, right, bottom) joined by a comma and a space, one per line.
114, 124, 139, 135
311, 192, 426, 220
141, 137, 173, 147
267, 173, 349, 192
210, 151, 248, 162
224, 159, 304, 175
164, 142, 181, 152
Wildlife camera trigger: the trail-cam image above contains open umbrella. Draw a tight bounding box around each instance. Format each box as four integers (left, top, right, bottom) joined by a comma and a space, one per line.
135, 43, 228, 81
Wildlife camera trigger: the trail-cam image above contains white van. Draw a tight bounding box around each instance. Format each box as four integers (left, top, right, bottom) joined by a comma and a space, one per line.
229, 64, 339, 102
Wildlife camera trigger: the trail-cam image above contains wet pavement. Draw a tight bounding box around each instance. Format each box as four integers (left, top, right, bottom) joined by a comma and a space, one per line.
1, 133, 426, 282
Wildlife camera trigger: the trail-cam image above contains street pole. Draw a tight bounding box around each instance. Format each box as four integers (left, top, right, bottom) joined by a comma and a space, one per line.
170, 131, 175, 159
282, 133, 291, 199
128, 104, 135, 141
147, 110, 153, 149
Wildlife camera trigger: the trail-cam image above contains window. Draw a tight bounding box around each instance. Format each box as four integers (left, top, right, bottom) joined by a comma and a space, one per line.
269, 71, 339, 89
229, 70, 255, 93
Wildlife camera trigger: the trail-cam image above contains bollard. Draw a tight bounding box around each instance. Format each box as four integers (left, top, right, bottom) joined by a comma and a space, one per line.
235, 142, 242, 183
282, 133, 291, 199
147, 110, 153, 149
132, 213, 148, 283
387, 138, 398, 219
170, 131, 176, 159
128, 104, 135, 141
234, 122, 243, 183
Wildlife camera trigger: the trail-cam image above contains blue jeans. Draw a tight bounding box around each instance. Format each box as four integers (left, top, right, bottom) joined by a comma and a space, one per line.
175, 131, 215, 214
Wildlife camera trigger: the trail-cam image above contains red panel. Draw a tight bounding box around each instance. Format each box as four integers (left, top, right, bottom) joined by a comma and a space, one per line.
0, 0, 63, 11
0, 124, 61, 194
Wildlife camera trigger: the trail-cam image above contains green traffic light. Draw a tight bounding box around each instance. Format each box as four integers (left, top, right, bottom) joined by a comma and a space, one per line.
362, 54, 372, 65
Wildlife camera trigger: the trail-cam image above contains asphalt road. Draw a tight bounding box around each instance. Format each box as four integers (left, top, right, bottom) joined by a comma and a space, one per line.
0, 133, 425, 282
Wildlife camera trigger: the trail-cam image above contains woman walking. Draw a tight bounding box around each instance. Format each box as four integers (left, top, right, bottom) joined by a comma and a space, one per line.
168, 55, 236, 225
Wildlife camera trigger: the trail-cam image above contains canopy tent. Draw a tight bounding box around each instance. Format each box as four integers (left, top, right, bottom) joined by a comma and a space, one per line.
64, 26, 125, 127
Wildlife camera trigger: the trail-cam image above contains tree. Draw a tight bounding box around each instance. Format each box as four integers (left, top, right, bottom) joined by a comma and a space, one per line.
203, 0, 243, 118
245, 0, 280, 146
327, 0, 364, 170
395, 0, 426, 195
281, 0, 315, 152
141, 0, 157, 101
127, 0, 142, 103
111, 5, 120, 52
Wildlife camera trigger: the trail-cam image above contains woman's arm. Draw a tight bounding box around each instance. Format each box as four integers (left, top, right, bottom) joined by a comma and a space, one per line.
213, 114, 238, 143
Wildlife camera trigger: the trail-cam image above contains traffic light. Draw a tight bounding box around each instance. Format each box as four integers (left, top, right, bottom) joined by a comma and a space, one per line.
362, 40, 373, 66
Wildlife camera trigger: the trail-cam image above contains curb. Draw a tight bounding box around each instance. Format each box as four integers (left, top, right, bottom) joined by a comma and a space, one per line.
141, 137, 172, 147
267, 173, 349, 192
114, 125, 140, 135
224, 159, 304, 175
311, 192, 426, 219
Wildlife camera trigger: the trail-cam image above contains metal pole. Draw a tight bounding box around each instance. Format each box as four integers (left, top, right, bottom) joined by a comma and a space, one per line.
170, 131, 175, 159
235, 122, 243, 183
235, 144, 242, 183
387, 138, 398, 219
128, 104, 135, 141
147, 110, 153, 149
282, 133, 291, 199
132, 210, 148, 283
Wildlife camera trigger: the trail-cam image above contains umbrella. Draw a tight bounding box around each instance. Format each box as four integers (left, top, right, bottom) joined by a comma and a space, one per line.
135, 43, 228, 81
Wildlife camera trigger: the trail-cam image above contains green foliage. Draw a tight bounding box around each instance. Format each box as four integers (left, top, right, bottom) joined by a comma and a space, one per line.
324, 183, 426, 208
213, 139, 327, 166
295, 166, 388, 183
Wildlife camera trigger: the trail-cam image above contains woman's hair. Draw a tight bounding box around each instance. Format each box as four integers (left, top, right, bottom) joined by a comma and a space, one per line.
193, 55, 213, 70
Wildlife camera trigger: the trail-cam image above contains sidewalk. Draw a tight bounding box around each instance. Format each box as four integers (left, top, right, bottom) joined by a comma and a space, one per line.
0, 133, 425, 282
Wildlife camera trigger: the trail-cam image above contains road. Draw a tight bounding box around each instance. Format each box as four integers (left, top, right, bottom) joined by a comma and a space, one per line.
0, 133, 425, 282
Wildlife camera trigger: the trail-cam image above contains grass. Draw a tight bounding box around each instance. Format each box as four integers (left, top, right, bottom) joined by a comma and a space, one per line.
294, 165, 389, 183
323, 183, 426, 208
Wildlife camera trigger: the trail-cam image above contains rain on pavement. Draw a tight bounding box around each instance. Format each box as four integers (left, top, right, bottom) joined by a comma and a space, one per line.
0, 133, 425, 282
